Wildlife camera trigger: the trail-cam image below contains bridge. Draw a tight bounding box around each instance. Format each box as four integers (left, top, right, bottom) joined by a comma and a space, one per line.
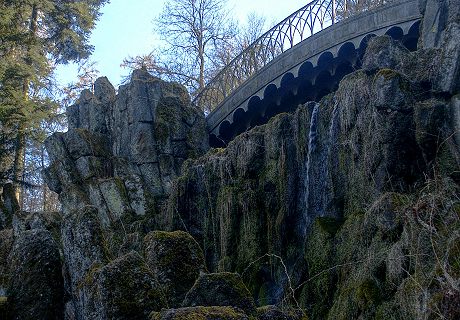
194, 0, 422, 146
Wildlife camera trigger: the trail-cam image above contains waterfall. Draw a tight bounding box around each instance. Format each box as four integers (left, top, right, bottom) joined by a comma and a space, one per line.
302, 102, 320, 235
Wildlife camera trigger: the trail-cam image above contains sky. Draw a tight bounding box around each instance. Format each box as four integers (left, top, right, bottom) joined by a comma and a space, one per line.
55, 0, 308, 88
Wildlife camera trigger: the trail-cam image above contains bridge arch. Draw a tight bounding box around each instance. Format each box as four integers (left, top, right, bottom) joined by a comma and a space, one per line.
207, 0, 422, 145
386, 26, 404, 40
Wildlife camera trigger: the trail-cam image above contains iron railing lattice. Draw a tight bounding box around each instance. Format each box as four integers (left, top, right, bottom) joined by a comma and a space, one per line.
193, 0, 348, 112
194, 0, 393, 113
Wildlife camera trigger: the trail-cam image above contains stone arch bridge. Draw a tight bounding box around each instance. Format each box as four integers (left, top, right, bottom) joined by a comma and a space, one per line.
195, 0, 422, 147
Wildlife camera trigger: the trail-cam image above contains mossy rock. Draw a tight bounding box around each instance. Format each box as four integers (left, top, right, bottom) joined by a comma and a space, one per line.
301, 217, 338, 319
355, 278, 382, 308
182, 272, 257, 316
88, 251, 167, 319
0, 229, 13, 290
316, 216, 344, 236
375, 301, 403, 320
150, 306, 249, 320
144, 230, 207, 307
257, 305, 308, 320
8, 229, 64, 319
0, 296, 8, 319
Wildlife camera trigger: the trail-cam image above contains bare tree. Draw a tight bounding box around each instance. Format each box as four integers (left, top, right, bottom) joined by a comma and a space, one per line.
61, 60, 100, 107
155, 0, 236, 96
120, 51, 174, 83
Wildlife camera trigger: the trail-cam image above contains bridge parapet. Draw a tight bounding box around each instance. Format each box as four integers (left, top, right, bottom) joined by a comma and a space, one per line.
203, 0, 421, 144
194, 0, 344, 113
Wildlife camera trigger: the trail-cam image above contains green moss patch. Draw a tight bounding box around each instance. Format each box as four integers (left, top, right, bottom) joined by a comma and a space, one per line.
150, 306, 249, 320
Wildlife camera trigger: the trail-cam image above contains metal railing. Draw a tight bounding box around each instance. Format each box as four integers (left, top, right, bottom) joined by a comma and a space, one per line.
194, 0, 389, 113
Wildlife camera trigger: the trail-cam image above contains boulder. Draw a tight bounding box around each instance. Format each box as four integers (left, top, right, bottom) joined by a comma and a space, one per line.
434, 23, 460, 94
257, 305, 307, 320
373, 69, 414, 112
182, 272, 256, 316
84, 251, 166, 320
150, 306, 248, 320
62, 129, 111, 160
419, 0, 460, 94
144, 230, 207, 307
362, 35, 410, 72
419, 0, 460, 49
8, 229, 64, 320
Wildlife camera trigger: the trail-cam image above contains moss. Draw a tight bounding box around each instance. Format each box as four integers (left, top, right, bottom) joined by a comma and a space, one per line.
355, 278, 381, 308
75, 128, 109, 156
183, 272, 257, 316
257, 305, 308, 320
77, 261, 103, 291
113, 177, 130, 203
316, 216, 344, 236
375, 68, 399, 80
301, 217, 337, 319
150, 306, 249, 320
374, 301, 402, 320
144, 230, 207, 307
0, 296, 7, 319
154, 121, 171, 146
94, 252, 167, 318
448, 238, 460, 278
436, 143, 460, 181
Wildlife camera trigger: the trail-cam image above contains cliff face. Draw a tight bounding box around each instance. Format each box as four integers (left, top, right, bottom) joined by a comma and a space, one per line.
167, 39, 460, 318
0, 0, 459, 319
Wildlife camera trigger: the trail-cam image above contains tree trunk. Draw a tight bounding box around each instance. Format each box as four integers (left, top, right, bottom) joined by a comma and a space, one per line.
41, 145, 48, 211
12, 130, 25, 206
12, 3, 38, 205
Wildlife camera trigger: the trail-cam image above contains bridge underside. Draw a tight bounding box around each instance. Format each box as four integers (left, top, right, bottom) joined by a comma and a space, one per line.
209, 21, 420, 148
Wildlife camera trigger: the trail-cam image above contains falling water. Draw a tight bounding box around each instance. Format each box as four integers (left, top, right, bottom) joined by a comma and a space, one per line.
302, 102, 320, 235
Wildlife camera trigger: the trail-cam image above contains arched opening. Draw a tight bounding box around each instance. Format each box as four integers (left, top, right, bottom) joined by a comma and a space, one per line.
385, 26, 404, 40
263, 84, 278, 102
232, 107, 246, 123
403, 20, 421, 51
298, 61, 314, 81
338, 42, 356, 61
317, 51, 334, 68
218, 120, 232, 142
209, 133, 226, 148
334, 61, 354, 82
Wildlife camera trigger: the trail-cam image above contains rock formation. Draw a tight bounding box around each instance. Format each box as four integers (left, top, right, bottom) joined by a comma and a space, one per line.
0, 0, 459, 319
44, 69, 208, 224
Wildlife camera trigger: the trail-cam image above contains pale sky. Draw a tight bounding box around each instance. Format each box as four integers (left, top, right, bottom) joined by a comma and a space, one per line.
55, 0, 308, 88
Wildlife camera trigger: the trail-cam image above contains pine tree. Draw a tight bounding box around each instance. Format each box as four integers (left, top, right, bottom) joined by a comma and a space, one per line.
0, 0, 108, 203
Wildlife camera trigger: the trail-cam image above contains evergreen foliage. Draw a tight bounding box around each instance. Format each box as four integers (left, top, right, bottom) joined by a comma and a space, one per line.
0, 0, 108, 204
